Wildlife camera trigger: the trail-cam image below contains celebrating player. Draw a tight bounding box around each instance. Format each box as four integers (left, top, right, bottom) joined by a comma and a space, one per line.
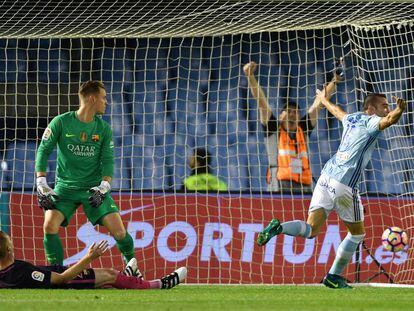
0, 231, 186, 289
257, 90, 407, 288
35, 81, 136, 270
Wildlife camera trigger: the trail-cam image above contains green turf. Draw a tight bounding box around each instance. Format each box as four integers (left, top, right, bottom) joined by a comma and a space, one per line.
1, 285, 414, 311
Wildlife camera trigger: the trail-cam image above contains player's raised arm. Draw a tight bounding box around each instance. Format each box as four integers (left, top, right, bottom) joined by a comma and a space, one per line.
378, 96, 407, 131
243, 62, 272, 125
308, 60, 344, 127
50, 240, 109, 285
316, 88, 347, 121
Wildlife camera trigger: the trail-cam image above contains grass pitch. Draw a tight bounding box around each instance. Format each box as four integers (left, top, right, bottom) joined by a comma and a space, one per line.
1, 285, 414, 311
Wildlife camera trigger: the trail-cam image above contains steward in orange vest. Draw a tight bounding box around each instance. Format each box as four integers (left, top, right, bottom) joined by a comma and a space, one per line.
277, 125, 311, 185
243, 61, 342, 192
264, 101, 314, 191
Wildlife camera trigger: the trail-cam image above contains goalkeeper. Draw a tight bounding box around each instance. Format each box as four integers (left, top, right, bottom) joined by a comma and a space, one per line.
0, 231, 186, 289
35, 81, 136, 271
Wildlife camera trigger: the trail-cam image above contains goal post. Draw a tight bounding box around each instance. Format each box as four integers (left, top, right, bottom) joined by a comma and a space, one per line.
0, 1, 414, 284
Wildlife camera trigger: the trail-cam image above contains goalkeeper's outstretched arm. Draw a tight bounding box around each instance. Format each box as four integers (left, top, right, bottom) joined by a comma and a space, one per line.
243, 62, 272, 125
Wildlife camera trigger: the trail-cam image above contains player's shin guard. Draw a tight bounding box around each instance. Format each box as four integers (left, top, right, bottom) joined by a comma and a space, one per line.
114, 273, 160, 289
329, 233, 365, 275
115, 232, 135, 262
281, 220, 312, 238
43, 233, 64, 265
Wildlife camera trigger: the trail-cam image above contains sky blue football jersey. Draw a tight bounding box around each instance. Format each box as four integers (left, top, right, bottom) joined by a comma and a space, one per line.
322, 112, 382, 188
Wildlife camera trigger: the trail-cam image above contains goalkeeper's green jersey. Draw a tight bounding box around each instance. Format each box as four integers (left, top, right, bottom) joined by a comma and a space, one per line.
35, 111, 114, 189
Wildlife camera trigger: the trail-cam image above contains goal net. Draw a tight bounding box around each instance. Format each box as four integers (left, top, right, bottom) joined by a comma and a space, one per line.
1, 0, 414, 284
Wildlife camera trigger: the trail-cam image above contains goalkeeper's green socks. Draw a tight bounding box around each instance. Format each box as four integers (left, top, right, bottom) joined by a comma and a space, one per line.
43, 233, 64, 265
116, 232, 135, 262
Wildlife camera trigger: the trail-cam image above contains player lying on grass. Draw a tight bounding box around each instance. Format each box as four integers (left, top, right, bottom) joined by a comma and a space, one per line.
257, 90, 407, 289
0, 231, 186, 289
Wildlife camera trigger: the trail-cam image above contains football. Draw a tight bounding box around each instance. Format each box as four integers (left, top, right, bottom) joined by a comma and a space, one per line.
381, 227, 409, 252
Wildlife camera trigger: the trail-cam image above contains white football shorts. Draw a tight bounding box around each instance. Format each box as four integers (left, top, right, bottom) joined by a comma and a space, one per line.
309, 173, 364, 223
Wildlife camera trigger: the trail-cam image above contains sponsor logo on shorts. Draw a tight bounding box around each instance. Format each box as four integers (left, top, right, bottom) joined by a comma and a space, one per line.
31, 271, 45, 282
42, 128, 52, 141
319, 180, 336, 194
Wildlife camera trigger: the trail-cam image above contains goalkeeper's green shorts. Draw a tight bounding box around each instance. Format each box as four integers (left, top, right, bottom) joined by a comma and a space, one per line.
53, 185, 119, 227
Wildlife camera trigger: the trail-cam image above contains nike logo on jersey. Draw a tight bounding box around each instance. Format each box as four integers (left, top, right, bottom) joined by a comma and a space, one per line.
65, 133, 76, 137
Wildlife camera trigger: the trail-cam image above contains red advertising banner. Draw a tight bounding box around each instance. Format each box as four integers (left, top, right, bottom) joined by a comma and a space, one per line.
9, 193, 411, 284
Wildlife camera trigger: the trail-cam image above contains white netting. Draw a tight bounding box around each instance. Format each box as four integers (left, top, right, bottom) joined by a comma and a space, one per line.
0, 1, 413, 37
0, 1, 413, 284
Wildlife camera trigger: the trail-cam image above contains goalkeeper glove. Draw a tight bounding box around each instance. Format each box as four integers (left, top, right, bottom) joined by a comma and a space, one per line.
36, 176, 58, 211
88, 180, 111, 208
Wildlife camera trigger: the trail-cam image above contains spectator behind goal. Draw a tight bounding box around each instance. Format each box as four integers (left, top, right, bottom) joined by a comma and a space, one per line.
183, 148, 227, 191
243, 61, 343, 193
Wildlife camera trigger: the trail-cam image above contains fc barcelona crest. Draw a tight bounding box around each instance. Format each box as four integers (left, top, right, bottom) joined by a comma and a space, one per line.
80, 132, 87, 142
92, 134, 100, 142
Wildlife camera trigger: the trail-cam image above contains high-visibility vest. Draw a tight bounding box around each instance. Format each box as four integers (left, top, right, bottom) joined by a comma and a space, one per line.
276, 126, 311, 185
184, 173, 228, 191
